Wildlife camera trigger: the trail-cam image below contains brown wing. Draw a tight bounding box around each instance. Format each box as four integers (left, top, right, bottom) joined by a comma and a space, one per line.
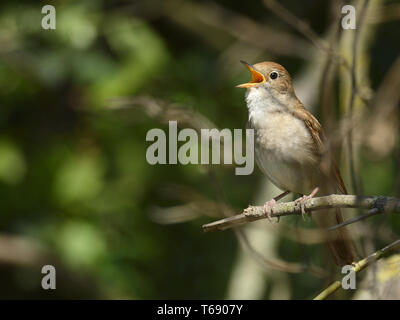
292, 104, 347, 195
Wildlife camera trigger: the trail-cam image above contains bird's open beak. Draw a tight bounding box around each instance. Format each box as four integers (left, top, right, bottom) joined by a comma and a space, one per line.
236, 60, 266, 88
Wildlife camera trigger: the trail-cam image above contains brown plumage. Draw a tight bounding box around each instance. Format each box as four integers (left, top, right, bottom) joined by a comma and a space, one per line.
238, 61, 355, 266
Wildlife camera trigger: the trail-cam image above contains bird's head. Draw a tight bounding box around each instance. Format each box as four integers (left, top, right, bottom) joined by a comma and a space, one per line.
236, 60, 294, 96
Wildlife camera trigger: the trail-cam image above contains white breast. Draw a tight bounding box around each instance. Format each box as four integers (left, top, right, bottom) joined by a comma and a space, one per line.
246, 87, 318, 194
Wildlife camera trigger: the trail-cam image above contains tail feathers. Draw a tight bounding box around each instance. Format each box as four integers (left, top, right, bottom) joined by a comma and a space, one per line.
314, 208, 356, 266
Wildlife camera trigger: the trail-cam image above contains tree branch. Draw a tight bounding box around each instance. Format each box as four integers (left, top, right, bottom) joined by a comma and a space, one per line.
263, 0, 370, 105
202, 195, 400, 232
347, 0, 370, 195
313, 239, 400, 300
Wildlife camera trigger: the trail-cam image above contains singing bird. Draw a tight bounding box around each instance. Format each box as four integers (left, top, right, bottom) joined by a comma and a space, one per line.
237, 60, 355, 266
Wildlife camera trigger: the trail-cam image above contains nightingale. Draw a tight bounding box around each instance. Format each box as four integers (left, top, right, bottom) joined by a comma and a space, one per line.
237, 60, 355, 266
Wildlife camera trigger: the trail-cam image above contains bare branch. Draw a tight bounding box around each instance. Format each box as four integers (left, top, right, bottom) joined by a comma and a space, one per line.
314, 239, 400, 300
202, 195, 400, 232
263, 0, 371, 105
164, 0, 313, 59
327, 207, 380, 231
347, 0, 370, 195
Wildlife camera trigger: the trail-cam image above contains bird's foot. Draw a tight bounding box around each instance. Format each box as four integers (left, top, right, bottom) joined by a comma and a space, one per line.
294, 187, 319, 220
263, 199, 277, 224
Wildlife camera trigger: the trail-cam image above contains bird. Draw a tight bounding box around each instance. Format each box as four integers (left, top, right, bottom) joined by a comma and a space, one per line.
236, 60, 355, 266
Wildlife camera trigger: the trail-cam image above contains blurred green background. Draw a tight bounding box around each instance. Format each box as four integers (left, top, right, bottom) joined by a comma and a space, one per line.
0, 0, 399, 299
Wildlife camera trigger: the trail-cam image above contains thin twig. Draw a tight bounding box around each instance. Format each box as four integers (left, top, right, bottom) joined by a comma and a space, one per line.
234, 225, 327, 276
263, 0, 334, 55
313, 239, 400, 300
263, 0, 370, 105
202, 195, 400, 232
347, 0, 370, 195
327, 207, 380, 231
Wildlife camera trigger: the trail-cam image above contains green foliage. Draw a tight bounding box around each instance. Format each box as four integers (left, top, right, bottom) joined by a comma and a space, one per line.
0, 139, 26, 185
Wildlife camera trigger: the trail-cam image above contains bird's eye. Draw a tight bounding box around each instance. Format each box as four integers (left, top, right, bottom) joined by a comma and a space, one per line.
270, 71, 278, 80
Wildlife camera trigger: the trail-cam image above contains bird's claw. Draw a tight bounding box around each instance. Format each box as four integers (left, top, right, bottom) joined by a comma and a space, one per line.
294, 187, 319, 221
263, 199, 277, 224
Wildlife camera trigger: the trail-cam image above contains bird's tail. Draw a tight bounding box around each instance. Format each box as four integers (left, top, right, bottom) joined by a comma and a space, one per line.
314, 207, 356, 266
